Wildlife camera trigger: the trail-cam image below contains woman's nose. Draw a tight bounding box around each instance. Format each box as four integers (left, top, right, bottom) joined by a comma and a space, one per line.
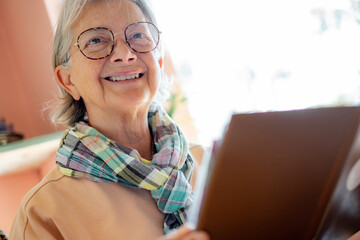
109, 38, 137, 63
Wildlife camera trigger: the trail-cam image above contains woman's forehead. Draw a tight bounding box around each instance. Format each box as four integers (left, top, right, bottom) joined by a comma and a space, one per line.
73, 0, 146, 34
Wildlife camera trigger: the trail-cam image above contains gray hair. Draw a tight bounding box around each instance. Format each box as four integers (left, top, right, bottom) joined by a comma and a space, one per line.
50, 0, 170, 126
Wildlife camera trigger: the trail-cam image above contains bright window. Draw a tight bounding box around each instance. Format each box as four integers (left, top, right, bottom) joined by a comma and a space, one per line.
152, 0, 360, 146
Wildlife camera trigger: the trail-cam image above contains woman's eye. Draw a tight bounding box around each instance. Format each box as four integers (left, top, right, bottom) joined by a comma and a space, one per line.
132, 32, 147, 39
88, 37, 103, 45
83, 36, 110, 50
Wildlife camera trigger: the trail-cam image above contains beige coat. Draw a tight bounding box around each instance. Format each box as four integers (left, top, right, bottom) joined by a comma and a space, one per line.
10, 144, 205, 240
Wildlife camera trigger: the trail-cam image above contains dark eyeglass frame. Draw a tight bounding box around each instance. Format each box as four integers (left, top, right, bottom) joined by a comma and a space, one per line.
74, 21, 161, 60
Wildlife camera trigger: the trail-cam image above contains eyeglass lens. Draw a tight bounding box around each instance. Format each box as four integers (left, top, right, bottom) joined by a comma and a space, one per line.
77, 22, 159, 60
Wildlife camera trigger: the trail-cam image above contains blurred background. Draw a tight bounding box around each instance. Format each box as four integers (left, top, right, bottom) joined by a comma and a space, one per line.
150, 0, 360, 146
2, 0, 360, 146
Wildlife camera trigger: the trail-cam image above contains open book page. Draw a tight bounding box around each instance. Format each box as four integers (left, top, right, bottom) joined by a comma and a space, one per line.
188, 140, 221, 228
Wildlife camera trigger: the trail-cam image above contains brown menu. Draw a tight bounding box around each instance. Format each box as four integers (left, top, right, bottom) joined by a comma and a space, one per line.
189, 106, 360, 240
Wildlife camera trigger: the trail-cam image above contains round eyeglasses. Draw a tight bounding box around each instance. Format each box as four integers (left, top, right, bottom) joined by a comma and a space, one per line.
74, 22, 160, 60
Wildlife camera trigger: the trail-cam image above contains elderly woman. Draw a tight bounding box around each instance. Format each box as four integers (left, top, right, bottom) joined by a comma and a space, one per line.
10, 0, 208, 239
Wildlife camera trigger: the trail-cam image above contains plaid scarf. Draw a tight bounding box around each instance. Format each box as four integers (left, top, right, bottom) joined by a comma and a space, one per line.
56, 103, 194, 234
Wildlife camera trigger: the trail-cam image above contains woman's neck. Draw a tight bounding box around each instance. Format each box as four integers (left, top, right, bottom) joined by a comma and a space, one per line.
87, 108, 154, 160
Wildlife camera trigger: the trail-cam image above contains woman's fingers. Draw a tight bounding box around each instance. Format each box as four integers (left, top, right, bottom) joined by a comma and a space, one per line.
164, 225, 193, 239
180, 231, 210, 240
158, 224, 210, 240
348, 231, 360, 240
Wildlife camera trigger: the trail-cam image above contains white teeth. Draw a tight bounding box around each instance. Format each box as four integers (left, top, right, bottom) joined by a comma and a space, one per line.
108, 73, 140, 81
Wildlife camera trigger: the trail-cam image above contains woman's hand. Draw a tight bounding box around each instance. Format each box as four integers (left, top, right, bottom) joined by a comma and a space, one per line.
158, 224, 209, 240
348, 231, 360, 240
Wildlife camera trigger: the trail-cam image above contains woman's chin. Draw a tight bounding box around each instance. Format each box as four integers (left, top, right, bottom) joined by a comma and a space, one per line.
112, 94, 152, 112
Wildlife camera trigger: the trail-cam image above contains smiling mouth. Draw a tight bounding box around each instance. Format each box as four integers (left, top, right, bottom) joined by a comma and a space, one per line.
104, 73, 144, 82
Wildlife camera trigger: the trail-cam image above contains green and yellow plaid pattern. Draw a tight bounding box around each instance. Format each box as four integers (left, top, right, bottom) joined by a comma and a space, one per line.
56, 103, 194, 233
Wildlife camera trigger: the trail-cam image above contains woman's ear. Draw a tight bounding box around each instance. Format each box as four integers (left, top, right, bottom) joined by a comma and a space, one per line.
55, 65, 81, 100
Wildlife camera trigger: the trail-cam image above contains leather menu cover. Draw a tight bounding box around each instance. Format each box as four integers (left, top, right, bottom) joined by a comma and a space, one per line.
193, 107, 360, 240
